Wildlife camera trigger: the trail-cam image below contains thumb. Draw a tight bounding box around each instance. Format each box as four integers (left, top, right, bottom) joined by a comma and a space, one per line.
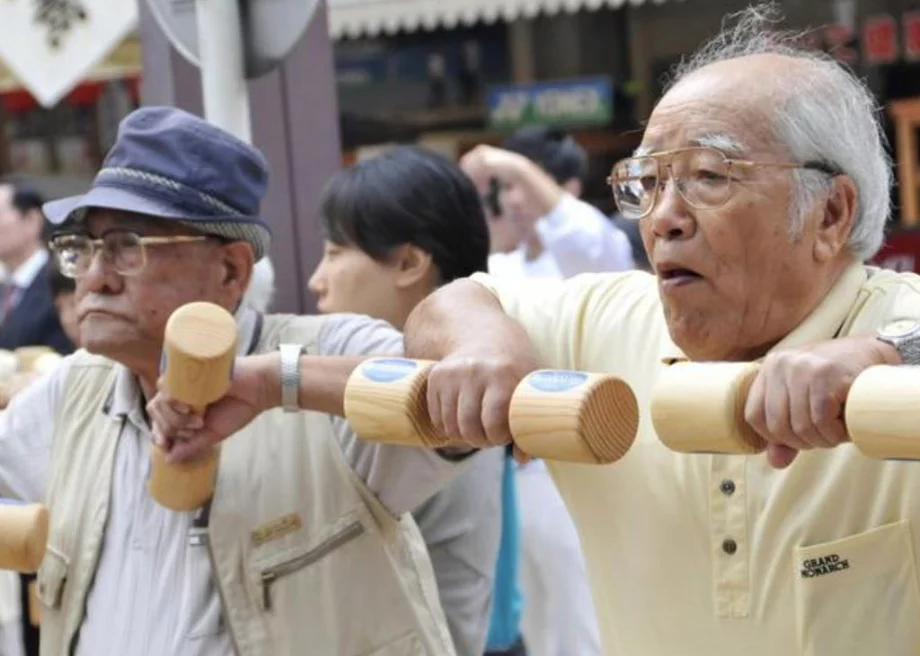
165, 431, 220, 464
767, 443, 799, 469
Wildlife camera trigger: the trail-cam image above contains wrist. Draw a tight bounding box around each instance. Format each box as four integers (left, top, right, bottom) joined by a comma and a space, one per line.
872, 337, 903, 366
257, 351, 283, 412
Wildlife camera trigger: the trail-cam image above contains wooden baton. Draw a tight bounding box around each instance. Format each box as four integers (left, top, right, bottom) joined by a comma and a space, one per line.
650, 361, 767, 454
344, 359, 640, 464
148, 301, 238, 512
845, 365, 920, 460
0, 501, 48, 573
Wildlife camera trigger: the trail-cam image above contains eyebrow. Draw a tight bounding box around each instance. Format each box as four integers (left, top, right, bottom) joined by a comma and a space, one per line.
634, 133, 749, 158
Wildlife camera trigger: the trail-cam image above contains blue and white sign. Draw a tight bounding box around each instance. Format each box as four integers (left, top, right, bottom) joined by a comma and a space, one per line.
487, 77, 613, 129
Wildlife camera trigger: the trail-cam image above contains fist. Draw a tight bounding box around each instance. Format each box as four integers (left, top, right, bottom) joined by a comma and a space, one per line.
459, 145, 527, 191
744, 335, 900, 469
426, 353, 538, 450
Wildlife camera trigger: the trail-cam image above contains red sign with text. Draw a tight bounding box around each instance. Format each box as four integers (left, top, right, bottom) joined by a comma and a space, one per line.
864, 15, 899, 65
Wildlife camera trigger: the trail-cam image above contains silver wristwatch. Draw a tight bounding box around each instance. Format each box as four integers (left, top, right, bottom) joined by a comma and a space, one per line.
279, 343, 305, 412
876, 320, 920, 365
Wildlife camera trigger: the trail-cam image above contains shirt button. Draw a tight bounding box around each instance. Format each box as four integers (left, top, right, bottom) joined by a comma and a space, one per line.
722, 538, 738, 555
720, 479, 736, 496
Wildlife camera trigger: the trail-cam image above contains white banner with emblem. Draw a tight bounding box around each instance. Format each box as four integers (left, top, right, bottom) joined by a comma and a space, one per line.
0, 0, 138, 107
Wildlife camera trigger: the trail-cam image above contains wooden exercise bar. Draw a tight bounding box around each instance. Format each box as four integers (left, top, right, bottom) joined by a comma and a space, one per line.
344, 359, 639, 464
652, 361, 920, 461
651, 361, 767, 454
845, 365, 920, 460
148, 302, 238, 511
0, 502, 48, 573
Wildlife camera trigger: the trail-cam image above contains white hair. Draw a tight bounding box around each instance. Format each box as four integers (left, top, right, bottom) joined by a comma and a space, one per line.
665, 2, 892, 261
243, 257, 276, 313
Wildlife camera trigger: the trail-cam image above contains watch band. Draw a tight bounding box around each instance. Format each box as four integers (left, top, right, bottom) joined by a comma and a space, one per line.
877, 320, 920, 366
279, 343, 305, 412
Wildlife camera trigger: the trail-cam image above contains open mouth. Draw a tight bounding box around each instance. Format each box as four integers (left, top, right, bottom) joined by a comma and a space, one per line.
658, 265, 703, 282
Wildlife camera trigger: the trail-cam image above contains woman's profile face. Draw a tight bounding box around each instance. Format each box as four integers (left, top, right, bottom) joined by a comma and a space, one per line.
308, 240, 403, 322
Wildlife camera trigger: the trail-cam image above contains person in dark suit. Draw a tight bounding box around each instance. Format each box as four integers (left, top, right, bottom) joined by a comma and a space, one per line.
0, 181, 73, 354
0, 180, 73, 656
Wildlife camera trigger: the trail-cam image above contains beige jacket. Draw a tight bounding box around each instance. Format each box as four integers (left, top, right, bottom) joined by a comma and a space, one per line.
35, 314, 456, 656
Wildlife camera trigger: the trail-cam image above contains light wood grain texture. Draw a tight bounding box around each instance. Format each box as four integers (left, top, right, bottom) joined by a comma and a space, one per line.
345, 360, 640, 463
149, 302, 238, 511
31, 351, 63, 376
14, 346, 56, 373
28, 580, 39, 626
344, 359, 449, 448
509, 370, 639, 464
846, 365, 920, 460
0, 350, 18, 380
0, 503, 48, 573
651, 361, 767, 454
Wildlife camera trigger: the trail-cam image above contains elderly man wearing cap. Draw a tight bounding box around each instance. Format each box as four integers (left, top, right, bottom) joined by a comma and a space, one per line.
0, 105, 470, 656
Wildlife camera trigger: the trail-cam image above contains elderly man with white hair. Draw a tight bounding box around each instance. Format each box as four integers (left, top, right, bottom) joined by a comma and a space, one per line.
389, 4, 920, 655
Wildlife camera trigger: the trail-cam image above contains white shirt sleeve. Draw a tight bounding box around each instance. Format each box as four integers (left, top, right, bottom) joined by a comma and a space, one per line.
535, 193, 635, 277
0, 357, 73, 502
316, 313, 472, 517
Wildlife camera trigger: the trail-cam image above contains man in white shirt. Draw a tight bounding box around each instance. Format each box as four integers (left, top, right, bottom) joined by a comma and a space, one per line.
463, 126, 634, 280
460, 127, 633, 656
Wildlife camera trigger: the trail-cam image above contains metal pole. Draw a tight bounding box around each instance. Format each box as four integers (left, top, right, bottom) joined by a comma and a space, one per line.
195, 0, 252, 143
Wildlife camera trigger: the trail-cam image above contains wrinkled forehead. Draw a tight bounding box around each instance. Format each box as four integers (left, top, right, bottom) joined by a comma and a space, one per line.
639, 67, 780, 158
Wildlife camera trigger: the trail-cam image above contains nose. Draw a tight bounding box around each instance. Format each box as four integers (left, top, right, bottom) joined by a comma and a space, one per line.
647, 177, 696, 242
307, 263, 325, 296
78, 249, 123, 295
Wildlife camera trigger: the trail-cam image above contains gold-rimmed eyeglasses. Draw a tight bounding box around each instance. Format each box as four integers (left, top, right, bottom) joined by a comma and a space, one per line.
606, 147, 841, 220
49, 230, 208, 279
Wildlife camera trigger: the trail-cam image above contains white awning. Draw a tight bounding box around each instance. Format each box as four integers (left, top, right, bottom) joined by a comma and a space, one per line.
328, 0, 677, 40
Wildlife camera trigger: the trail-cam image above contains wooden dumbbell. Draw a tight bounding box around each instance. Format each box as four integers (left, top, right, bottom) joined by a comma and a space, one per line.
0, 501, 48, 573
651, 361, 767, 454
344, 359, 639, 464
148, 302, 237, 511
845, 365, 920, 460
14, 346, 58, 374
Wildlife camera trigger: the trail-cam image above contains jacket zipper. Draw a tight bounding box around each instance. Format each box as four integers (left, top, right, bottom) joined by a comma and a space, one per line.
260, 521, 365, 610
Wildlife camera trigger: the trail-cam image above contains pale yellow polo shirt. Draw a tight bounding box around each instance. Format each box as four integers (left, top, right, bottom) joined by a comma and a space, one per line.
472, 262, 920, 655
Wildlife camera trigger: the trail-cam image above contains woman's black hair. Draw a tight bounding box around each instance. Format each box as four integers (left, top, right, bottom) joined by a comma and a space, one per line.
320, 146, 490, 283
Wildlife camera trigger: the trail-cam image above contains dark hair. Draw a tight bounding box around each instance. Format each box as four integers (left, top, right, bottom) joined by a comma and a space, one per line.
8, 181, 45, 216
47, 259, 76, 299
2, 179, 50, 240
501, 125, 589, 185
320, 146, 489, 283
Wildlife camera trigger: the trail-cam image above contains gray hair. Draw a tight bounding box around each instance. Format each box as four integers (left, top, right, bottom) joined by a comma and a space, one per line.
243, 257, 276, 313
664, 2, 892, 261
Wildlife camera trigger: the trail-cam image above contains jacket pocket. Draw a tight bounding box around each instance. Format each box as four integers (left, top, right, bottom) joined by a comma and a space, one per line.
793, 520, 920, 655
357, 630, 421, 656
35, 547, 68, 610
255, 520, 365, 611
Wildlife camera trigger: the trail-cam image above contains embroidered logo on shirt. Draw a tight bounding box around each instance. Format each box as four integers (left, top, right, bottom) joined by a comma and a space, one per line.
800, 553, 850, 579
251, 513, 304, 547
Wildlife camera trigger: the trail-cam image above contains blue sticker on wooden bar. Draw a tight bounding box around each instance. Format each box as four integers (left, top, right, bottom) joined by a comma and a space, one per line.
362, 359, 418, 383
527, 371, 588, 393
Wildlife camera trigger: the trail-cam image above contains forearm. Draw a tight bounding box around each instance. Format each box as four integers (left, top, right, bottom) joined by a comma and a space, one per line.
403, 279, 534, 361
507, 157, 564, 218
258, 352, 367, 417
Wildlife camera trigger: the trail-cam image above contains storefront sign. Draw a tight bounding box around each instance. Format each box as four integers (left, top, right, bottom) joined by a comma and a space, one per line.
487, 77, 612, 130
